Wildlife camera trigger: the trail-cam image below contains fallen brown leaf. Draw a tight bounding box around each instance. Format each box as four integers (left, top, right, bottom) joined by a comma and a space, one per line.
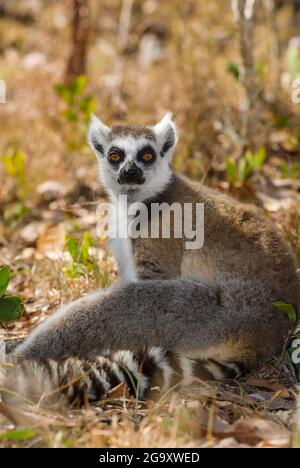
228, 417, 290, 447
248, 377, 291, 400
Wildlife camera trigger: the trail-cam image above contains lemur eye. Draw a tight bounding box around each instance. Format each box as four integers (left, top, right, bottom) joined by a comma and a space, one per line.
142, 153, 154, 162
109, 153, 122, 162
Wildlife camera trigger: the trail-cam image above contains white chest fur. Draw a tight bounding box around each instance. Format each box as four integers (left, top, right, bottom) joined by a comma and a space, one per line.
109, 198, 137, 283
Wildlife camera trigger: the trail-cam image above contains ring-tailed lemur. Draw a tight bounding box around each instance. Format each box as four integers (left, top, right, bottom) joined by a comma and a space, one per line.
2, 113, 300, 407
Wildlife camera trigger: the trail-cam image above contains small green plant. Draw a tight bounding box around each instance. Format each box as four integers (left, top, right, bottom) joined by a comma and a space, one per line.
273, 114, 293, 130
65, 232, 98, 278
65, 232, 111, 287
227, 61, 265, 81
226, 147, 266, 185
281, 162, 300, 179
1, 149, 30, 228
3, 202, 29, 228
273, 301, 297, 327
0, 266, 25, 323
227, 62, 241, 81
0, 430, 36, 442
1, 149, 27, 199
54, 75, 96, 151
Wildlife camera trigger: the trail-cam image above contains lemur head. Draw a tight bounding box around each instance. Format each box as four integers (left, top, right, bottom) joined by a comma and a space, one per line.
88, 113, 178, 201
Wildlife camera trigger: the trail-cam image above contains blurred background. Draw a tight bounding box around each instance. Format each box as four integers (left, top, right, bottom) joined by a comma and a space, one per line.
1, 1, 300, 448
1, 0, 300, 330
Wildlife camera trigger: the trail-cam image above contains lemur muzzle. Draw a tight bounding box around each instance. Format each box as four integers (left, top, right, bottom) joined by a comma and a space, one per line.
118, 163, 145, 185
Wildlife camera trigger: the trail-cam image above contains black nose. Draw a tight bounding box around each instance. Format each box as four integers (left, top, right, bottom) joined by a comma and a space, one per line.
118, 163, 144, 185
124, 164, 137, 176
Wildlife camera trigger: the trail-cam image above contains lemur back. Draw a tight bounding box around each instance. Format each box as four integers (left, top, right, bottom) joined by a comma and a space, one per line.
2, 113, 299, 408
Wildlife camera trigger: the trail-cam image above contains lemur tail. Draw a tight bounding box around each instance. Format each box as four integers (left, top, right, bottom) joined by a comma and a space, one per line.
1, 345, 244, 407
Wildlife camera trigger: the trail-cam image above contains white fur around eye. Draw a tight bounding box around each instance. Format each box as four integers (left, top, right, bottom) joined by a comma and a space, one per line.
109, 137, 155, 163
100, 140, 173, 202
98, 135, 174, 202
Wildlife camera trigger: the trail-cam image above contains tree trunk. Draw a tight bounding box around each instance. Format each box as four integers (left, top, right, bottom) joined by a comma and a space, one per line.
232, 0, 259, 152
264, 0, 281, 94
275, 0, 300, 11
118, 0, 134, 52
65, 0, 90, 85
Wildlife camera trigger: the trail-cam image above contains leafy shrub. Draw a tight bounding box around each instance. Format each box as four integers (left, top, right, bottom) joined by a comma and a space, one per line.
281, 163, 300, 179
226, 147, 266, 185
65, 232, 111, 288
54, 75, 96, 151
1, 149, 27, 198
0, 266, 25, 323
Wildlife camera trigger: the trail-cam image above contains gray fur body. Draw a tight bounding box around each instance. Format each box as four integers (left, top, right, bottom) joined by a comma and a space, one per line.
11, 113, 300, 401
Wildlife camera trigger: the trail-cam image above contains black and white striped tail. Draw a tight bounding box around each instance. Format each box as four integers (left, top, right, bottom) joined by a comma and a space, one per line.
2, 347, 246, 407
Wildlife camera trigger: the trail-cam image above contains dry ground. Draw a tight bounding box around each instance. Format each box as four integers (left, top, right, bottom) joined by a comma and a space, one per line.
0, 0, 300, 448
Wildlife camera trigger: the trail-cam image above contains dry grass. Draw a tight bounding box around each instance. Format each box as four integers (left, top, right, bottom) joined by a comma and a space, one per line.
0, 0, 300, 448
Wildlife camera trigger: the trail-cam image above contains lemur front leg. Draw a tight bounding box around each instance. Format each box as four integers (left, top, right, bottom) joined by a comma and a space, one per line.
15, 279, 289, 373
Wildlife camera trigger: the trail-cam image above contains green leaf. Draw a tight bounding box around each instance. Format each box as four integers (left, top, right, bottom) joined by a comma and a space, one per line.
63, 110, 78, 122
80, 232, 91, 265
255, 147, 266, 170
0, 266, 10, 297
255, 61, 265, 78
71, 75, 87, 96
79, 95, 96, 117
66, 235, 79, 263
0, 430, 36, 441
227, 62, 241, 81
0, 296, 25, 323
3, 202, 29, 224
273, 114, 292, 130
1, 154, 16, 177
6, 295, 23, 303
53, 83, 73, 105
238, 157, 252, 182
225, 158, 237, 183
281, 163, 300, 179
273, 301, 297, 326
101, 271, 110, 288
13, 150, 26, 175
1, 151, 26, 180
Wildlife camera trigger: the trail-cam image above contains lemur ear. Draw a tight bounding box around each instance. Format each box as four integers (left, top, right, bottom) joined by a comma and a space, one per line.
152, 112, 178, 157
88, 114, 111, 157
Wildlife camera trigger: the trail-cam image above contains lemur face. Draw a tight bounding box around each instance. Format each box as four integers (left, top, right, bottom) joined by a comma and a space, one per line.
89, 113, 178, 201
